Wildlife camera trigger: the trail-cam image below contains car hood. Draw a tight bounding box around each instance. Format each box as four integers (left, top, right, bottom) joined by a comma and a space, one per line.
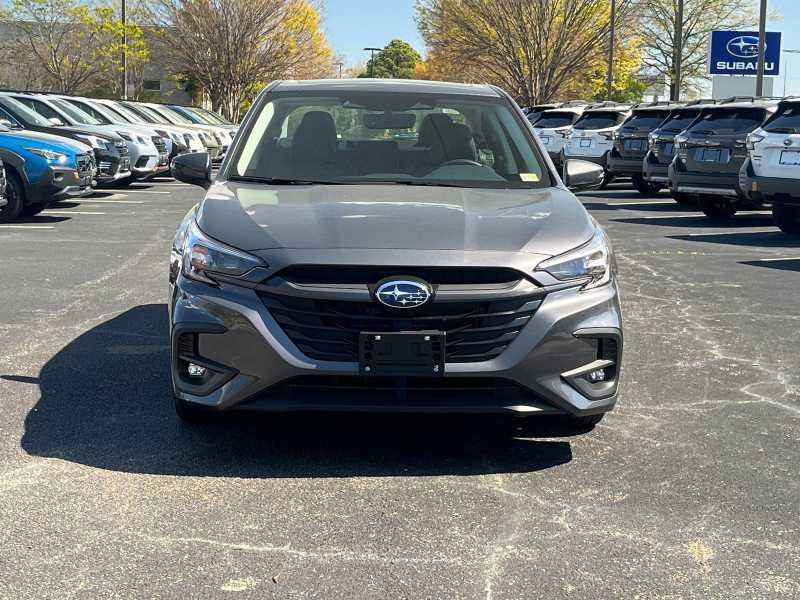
196, 182, 595, 257
0, 129, 91, 153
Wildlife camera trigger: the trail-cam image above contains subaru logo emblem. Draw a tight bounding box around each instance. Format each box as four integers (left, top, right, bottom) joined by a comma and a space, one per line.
727, 35, 761, 59
375, 279, 431, 309
784, 138, 793, 146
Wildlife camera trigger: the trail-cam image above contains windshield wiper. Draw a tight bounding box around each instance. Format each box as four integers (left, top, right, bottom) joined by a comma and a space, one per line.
766, 127, 800, 134
228, 175, 341, 185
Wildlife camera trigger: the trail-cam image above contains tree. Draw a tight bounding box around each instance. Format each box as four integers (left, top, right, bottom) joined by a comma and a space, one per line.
416, 0, 640, 106
638, 0, 757, 98
1, 0, 148, 94
152, 0, 331, 121
359, 39, 422, 79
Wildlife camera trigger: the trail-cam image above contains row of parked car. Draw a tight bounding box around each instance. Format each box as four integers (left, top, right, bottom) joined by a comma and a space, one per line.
524, 96, 800, 235
0, 92, 238, 223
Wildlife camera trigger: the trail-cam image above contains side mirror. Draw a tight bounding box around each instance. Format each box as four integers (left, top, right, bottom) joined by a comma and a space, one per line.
48, 117, 65, 126
0, 119, 14, 130
563, 159, 605, 192
171, 152, 211, 189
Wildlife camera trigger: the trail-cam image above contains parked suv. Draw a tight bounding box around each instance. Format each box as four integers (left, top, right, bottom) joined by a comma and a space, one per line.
532, 103, 587, 170
10, 93, 167, 183
166, 79, 622, 428
168, 104, 237, 156
0, 159, 6, 211
121, 101, 222, 159
670, 98, 779, 219
0, 124, 93, 222
0, 94, 128, 186
524, 103, 559, 125
564, 103, 632, 183
739, 97, 800, 234
644, 100, 717, 205
608, 102, 683, 195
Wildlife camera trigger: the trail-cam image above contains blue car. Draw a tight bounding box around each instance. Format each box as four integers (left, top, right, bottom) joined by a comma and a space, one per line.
0, 123, 94, 222
0, 159, 6, 210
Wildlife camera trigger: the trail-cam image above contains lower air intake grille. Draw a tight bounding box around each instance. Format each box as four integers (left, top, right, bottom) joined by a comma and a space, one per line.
259, 291, 542, 364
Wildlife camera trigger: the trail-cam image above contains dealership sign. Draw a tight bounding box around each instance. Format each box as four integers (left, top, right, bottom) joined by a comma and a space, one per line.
708, 31, 782, 76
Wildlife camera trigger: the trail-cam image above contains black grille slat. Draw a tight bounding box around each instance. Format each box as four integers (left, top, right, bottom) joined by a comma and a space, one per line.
261, 285, 542, 363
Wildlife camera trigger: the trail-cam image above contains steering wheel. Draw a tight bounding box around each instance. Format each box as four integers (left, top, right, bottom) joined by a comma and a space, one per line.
440, 159, 484, 167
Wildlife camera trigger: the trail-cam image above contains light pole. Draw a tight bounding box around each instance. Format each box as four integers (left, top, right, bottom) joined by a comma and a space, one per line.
333, 61, 344, 79
364, 47, 381, 78
756, 0, 768, 96
121, 0, 127, 100
673, 0, 683, 101
606, 0, 616, 101
782, 49, 800, 96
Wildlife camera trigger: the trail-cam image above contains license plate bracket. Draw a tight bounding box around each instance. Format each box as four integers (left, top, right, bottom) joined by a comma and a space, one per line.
579, 138, 592, 148
359, 331, 445, 377
779, 150, 800, 166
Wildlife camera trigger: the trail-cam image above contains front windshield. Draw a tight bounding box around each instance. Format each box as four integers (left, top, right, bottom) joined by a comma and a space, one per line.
573, 112, 625, 130
690, 108, 765, 134
199, 108, 232, 125
125, 103, 169, 124
0, 96, 52, 127
231, 91, 548, 189
51, 99, 101, 125
106, 102, 144, 124
534, 112, 576, 129
151, 105, 192, 125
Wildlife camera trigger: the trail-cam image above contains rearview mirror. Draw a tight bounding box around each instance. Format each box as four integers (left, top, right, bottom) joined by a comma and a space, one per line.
363, 112, 416, 130
171, 152, 211, 189
563, 159, 605, 192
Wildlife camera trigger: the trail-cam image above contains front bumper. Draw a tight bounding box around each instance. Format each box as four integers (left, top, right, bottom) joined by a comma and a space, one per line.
739, 159, 800, 205
94, 150, 131, 185
30, 165, 93, 204
170, 274, 623, 416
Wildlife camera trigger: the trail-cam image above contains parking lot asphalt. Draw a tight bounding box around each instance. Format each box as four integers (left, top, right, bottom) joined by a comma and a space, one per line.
0, 181, 798, 599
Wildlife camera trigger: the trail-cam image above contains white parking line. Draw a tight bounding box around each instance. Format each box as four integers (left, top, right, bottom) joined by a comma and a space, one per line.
0, 225, 54, 230
752, 256, 800, 262
77, 198, 146, 204
117, 189, 171, 194
683, 229, 777, 236
631, 212, 771, 220
42, 210, 106, 215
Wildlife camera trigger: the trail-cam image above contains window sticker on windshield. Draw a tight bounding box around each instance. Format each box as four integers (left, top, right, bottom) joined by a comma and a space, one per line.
520, 173, 540, 182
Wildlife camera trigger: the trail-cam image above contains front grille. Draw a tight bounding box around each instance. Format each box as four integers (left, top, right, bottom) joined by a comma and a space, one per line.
280, 265, 523, 286
260, 290, 542, 364
151, 136, 167, 153
76, 154, 93, 174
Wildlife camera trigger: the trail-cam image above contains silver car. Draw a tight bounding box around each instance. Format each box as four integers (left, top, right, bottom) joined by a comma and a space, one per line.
168, 79, 622, 429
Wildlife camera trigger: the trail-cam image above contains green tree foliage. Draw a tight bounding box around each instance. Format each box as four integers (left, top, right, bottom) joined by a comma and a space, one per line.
360, 39, 422, 79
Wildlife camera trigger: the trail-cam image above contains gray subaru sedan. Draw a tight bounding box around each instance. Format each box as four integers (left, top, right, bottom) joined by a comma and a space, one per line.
168, 79, 622, 428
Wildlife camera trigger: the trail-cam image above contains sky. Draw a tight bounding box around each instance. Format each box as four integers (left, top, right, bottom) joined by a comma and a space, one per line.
324, 0, 800, 93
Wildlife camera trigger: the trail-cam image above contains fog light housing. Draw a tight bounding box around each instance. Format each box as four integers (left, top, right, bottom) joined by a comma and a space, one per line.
187, 363, 207, 378
587, 369, 607, 383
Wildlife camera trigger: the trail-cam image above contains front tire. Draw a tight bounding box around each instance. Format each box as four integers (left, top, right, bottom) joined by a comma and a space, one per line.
174, 396, 220, 423
632, 174, 662, 195
772, 202, 800, 235
571, 413, 605, 430
21, 202, 46, 217
0, 170, 24, 223
698, 195, 737, 220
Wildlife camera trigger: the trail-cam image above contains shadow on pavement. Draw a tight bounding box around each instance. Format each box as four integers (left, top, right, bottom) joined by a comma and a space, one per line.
20, 304, 575, 478
669, 230, 799, 247
740, 258, 800, 272
582, 201, 689, 213
11, 214, 70, 224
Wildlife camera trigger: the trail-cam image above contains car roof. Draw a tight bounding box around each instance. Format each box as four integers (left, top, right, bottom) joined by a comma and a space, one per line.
631, 101, 685, 113
540, 106, 585, 116
270, 78, 503, 98
705, 98, 780, 110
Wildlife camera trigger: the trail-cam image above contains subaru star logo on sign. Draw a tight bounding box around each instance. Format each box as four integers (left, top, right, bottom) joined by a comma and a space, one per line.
375, 279, 431, 308
709, 30, 782, 76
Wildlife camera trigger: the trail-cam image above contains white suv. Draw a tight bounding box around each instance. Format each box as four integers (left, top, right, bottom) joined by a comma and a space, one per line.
740, 97, 800, 234
532, 104, 587, 169
564, 103, 632, 181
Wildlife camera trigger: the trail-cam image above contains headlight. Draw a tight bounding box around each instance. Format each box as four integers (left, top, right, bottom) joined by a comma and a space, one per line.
535, 227, 614, 290
117, 131, 133, 142
746, 133, 765, 151
600, 131, 615, 141
24, 147, 68, 164
75, 134, 107, 149
648, 132, 658, 146
181, 219, 265, 284
674, 133, 689, 148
